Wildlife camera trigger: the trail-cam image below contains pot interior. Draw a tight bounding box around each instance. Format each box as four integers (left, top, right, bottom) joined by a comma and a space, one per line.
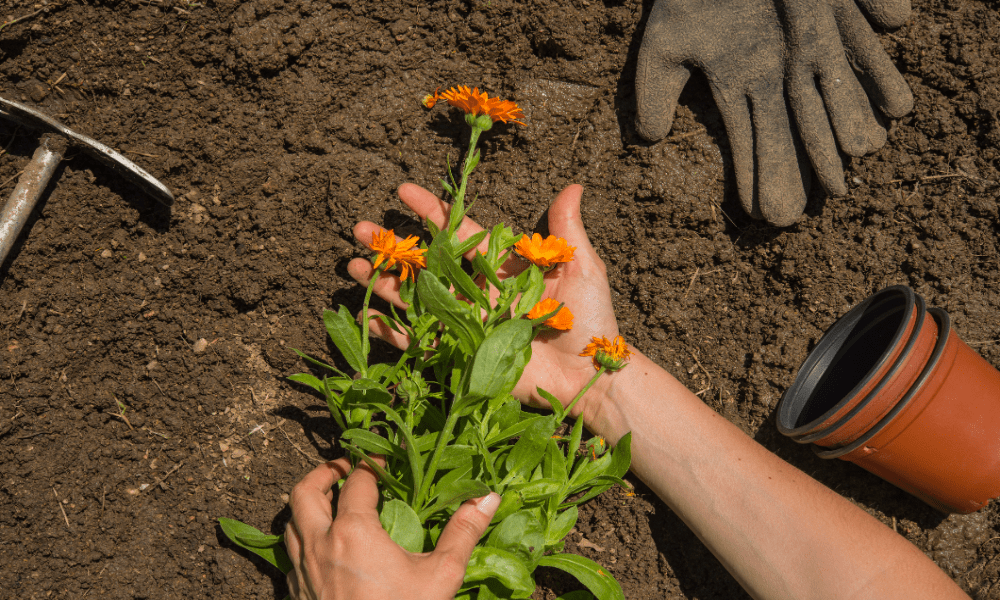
789, 295, 909, 429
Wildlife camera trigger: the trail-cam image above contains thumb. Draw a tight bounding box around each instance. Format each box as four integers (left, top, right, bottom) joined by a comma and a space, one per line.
547, 184, 593, 251
431, 493, 501, 585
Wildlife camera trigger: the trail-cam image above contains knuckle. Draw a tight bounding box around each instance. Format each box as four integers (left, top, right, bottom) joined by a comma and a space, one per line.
436, 552, 470, 585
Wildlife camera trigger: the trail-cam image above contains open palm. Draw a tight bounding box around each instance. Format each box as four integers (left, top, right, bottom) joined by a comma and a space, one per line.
347, 183, 620, 419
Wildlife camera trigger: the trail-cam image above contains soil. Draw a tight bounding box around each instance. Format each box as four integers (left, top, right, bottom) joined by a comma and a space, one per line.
3, 0, 1000, 598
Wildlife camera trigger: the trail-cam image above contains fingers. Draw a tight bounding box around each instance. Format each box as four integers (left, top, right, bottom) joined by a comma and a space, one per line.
635, 44, 691, 141
289, 458, 353, 534
788, 73, 849, 196
397, 183, 490, 259
284, 520, 303, 567
432, 493, 501, 587
853, 0, 910, 29
336, 459, 382, 518
748, 84, 810, 226
834, 0, 914, 118
710, 84, 757, 219
821, 68, 886, 157
546, 185, 590, 249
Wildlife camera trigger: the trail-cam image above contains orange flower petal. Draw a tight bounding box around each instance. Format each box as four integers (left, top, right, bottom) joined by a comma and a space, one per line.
423, 85, 525, 125
527, 298, 574, 331
580, 335, 631, 370
514, 233, 575, 268
368, 229, 427, 281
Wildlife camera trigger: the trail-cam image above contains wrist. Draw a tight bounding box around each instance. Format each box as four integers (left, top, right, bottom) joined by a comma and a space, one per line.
578, 349, 650, 445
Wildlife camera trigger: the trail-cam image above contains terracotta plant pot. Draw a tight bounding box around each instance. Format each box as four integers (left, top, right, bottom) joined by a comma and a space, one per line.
776, 285, 1000, 513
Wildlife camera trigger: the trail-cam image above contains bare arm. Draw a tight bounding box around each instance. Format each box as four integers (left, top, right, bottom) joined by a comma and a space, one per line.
585, 351, 967, 600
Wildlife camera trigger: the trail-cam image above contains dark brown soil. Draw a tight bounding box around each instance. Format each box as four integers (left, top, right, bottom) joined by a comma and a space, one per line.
3, 0, 1000, 598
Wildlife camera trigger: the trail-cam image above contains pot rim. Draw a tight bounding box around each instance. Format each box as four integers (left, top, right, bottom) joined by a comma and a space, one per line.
813, 307, 950, 459
777, 285, 919, 438
794, 294, 927, 445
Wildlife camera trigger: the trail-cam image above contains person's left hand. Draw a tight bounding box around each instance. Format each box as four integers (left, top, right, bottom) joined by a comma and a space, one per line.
284, 457, 500, 600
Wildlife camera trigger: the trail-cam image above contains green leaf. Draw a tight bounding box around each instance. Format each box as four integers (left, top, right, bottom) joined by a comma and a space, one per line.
323, 307, 367, 374
342, 378, 393, 408
441, 178, 456, 197
501, 417, 557, 485
472, 251, 504, 291
486, 509, 546, 568
537, 388, 565, 420
507, 478, 563, 503
286, 372, 325, 394
464, 546, 535, 598
537, 554, 623, 600
218, 518, 292, 574
427, 233, 487, 308
493, 490, 524, 523
542, 437, 568, 481
293, 348, 348, 378
467, 319, 533, 401
513, 266, 545, 317
454, 231, 488, 257
608, 433, 632, 479
380, 499, 425, 553
546, 506, 578, 546
416, 270, 484, 355
421, 478, 491, 521
340, 429, 405, 462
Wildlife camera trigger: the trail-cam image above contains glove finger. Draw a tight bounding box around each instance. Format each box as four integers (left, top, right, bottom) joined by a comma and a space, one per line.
834, 0, 914, 118
818, 57, 887, 156
788, 72, 848, 196
748, 85, 810, 227
635, 40, 691, 141
708, 84, 756, 220
853, 0, 911, 29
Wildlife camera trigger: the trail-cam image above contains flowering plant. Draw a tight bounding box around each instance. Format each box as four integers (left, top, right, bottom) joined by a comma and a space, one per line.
221, 86, 631, 600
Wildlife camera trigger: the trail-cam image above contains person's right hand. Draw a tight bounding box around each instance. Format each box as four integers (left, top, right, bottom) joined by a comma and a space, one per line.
635, 0, 913, 227
348, 183, 621, 422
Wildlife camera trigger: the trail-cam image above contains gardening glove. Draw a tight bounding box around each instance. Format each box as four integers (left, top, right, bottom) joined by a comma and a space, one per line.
635, 0, 913, 226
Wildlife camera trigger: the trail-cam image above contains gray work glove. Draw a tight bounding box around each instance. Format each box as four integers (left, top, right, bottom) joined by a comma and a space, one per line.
635, 0, 913, 226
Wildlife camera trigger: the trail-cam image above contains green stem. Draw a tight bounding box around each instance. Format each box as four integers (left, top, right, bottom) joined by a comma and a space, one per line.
448, 125, 484, 235
566, 366, 606, 416
359, 270, 380, 376
417, 400, 463, 507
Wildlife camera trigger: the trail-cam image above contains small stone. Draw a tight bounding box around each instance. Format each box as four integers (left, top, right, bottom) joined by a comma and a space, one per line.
138, 252, 147, 262
218, 442, 229, 452
146, 360, 159, 371
280, 493, 290, 504
192, 338, 208, 353
101, 249, 113, 258
231, 448, 246, 459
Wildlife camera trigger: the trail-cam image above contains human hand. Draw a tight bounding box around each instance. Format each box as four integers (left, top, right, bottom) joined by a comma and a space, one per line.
635, 0, 912, 226
348, 183, 620, 422
284, 457, 501, 600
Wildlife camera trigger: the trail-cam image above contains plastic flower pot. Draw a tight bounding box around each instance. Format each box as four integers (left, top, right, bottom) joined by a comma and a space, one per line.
776, 285, 1000, 513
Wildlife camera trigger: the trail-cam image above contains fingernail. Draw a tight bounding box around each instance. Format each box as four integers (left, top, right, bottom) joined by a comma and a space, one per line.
475, 492, 501, 517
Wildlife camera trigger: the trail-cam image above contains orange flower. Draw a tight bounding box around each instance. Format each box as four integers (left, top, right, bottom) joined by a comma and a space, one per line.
580, 335, 631, 371
527, 298, 574, 331
423, 85, 525, 125
514, 233, 575, 268
368, 229, 427, 281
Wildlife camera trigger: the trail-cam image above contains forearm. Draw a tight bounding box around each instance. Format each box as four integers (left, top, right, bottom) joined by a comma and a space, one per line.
584, 352, 968, 600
